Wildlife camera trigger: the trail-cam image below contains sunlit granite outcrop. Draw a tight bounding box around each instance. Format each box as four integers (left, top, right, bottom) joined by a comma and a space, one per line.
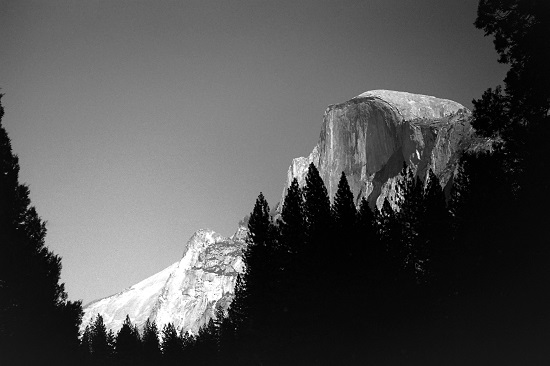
81, 228, 247, 335
283, 90, 476, 207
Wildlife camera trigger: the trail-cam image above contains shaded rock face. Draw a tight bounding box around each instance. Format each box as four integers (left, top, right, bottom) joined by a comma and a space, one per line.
81, 228, 247, 335
284, 90, 476, 208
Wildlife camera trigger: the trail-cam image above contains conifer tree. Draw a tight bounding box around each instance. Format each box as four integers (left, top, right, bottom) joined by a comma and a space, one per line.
90, 315, 114, 365
332, 171, 356, 233
243, 192, 281, 363
80, 324, 93, 364
161, 323, 183, 365
247, 192, 272, 248
0, 95, 83, 365
115, 315, 141, 366
303, 163, 331, 243
195, 318, 220, 365
181, 330, 199, 364
278, 177, 305, 255
277, 177, 305, 326
330, 172, 357, 298
142, 318, 161, 365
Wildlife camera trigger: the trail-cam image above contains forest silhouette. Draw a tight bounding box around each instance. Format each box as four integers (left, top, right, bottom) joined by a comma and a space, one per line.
1, 0, 549, 364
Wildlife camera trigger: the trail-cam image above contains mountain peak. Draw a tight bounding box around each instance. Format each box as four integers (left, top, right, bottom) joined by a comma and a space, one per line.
284, 90, 476, 208
354, 89, 467, 121
183, 228, 224, 257
81, 228, 246, 335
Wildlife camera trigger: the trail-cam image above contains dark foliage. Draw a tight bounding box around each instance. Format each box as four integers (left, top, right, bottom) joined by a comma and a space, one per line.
115, 315, 141, 366
88, 315, 115, 365
0, 95, 83, 365
190, 7, 550, 355
161, 323, 183, 365
141, 319, 161, 365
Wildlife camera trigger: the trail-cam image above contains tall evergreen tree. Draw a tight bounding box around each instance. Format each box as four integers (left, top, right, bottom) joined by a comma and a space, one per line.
195, 318, 220, 366
161, 323, 183, 365
0, 95, 83, 365
331, 171, 356, 233
278, 177, 305, 255
303, 163, 331, 244
247, 192, 272, 248
141, 318, 161, 365
330, 172, 357, 296
115, 315, 141, 366
90, 315, 114, 365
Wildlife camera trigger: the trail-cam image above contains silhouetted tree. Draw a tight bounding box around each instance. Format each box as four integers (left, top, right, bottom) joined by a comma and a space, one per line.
89, 315, 114, 365
303, 163, 331, 245
0, 95, 83, 365
194, 318, 220, 365
115, 315, 141, 365
80, 324, 93, 365
161, 323, 183, 365
278, 177, 305, 256
142, 318, 161, 365
330, 172, 357, 299
332, 172, 356, 233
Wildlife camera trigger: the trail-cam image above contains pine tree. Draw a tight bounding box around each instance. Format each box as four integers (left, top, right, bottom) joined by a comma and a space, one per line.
247, 192, 272, 248
243, 192, 281, 363
332, 172, 356, 233
115, 315, 141, 366
181, 331, 199, 364
0, 95, 83, 365
195, 318, 220, 365
142, 319, 161, 365
161, 323, 183, 365
278, 177, 305, 255
303, 163, 331, 244
80, 324, 93, 364
90, 315, 114, 365
330, 172, 357, 296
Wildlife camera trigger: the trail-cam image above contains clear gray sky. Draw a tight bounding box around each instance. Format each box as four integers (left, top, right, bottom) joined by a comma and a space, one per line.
0, 0, 506, 304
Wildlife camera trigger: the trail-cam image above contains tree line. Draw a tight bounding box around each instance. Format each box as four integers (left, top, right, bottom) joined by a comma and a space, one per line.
79, 313, 224, 366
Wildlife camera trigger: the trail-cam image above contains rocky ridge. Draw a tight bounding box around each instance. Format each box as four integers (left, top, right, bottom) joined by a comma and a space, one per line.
81, 228, 247, 335
283, 89, 478, 208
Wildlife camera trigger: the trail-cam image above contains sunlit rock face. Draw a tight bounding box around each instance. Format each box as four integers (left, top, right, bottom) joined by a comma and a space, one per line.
81, 228, 247, 335
283, 90, 476, 208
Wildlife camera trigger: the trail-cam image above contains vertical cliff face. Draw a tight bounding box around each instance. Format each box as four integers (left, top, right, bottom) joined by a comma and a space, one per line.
81, 228, 247, 335
284, 90, 475, 207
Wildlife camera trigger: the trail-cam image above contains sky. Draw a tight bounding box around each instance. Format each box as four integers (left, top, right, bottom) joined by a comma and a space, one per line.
0, 0, 507, 304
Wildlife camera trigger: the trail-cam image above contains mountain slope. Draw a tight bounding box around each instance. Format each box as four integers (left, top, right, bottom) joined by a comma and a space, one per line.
81, 228, 247, 335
